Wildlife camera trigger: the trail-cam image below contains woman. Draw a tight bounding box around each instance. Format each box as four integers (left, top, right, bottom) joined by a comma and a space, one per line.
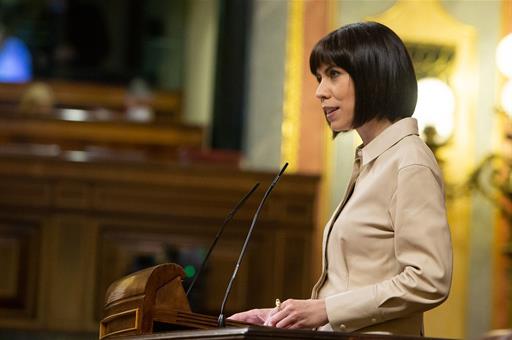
229, 22, 452, 336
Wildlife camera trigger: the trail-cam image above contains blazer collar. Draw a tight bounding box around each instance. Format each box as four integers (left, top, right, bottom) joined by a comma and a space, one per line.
359, 117, 419, 166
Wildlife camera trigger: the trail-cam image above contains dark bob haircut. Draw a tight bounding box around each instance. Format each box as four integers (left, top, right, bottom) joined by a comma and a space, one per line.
310, 22, 417, 130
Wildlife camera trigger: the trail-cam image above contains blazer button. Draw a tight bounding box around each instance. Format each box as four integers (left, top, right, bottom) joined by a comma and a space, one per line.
340, 324, 347, 331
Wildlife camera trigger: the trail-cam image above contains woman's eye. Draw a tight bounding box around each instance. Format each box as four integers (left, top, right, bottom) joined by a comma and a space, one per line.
315, 75, 322, 83
329, 69, 341, 78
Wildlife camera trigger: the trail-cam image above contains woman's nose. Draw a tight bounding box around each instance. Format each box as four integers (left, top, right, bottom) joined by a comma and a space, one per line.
315, 81, 329, 101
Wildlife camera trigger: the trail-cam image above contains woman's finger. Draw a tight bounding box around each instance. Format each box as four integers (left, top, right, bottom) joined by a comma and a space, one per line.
228, 309, 267, 324
267, 306, 292, 327
275, 312, 298, 329
263, 307, 279, 326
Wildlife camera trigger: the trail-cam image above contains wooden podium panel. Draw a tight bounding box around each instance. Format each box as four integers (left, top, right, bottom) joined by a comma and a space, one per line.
99, 264, 190, 339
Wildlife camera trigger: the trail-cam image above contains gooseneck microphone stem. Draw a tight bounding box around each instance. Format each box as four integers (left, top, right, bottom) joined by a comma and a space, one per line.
217, 163, 288, 327
186, 182, 260, 297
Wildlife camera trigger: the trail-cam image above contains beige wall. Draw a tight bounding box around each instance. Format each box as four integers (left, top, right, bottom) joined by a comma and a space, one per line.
242, 0, 289, 170
183, 0, 219, 128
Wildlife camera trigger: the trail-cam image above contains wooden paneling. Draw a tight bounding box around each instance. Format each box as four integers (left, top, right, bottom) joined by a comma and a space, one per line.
95, 224, 252, 318
0, 219, 40, 319
0, 153, 319, 334
0, 179, 50, 208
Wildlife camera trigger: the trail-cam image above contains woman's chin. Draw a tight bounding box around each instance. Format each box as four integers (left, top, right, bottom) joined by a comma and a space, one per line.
331, 125, 351, 133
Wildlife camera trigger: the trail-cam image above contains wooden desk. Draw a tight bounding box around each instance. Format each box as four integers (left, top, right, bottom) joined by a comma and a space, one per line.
0, 81, 181, 116
0, 111, 204, 160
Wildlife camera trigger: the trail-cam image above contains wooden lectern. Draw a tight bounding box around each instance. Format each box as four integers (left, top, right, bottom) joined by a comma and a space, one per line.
99, 263, 243, 339
100, 263, 452, 340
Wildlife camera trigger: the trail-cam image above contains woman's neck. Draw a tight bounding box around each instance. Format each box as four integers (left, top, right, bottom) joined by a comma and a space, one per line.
356, 118, 393, 146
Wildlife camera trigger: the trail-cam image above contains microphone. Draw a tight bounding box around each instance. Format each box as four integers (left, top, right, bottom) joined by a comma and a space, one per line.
186, 182, 260, 296
217, 163, 289, 327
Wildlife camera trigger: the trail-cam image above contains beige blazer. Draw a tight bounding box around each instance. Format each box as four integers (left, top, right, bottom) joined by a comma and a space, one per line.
312, 118, 452, 336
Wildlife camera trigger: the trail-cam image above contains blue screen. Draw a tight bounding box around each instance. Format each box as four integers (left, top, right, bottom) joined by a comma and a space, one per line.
0, 37, 32, 83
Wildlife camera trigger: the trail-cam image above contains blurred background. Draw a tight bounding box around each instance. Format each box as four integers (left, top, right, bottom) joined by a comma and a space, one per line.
0, 0, 510, 339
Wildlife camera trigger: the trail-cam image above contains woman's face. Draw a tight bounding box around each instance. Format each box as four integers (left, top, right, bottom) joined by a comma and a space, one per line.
314, 64, 355, 132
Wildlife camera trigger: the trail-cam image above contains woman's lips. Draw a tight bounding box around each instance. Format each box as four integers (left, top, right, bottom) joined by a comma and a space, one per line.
323, 107, 339, 122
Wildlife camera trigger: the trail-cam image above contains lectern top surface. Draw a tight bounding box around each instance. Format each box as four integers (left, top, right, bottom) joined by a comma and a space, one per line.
115, 326, 455, 340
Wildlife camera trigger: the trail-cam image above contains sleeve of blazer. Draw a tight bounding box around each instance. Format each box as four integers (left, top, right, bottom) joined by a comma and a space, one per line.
324, 164, 453, 332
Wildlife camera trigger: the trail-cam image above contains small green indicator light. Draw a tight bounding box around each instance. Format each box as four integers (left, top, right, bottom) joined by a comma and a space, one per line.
184, 265, 196, 278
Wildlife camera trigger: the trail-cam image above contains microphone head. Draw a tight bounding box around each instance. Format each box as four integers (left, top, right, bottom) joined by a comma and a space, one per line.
279, 162, 289, 175
271, 163, 288, 186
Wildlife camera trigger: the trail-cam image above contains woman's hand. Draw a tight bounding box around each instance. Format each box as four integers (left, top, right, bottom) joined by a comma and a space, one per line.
228, 308, 273, 325
264, 299, 328, 329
